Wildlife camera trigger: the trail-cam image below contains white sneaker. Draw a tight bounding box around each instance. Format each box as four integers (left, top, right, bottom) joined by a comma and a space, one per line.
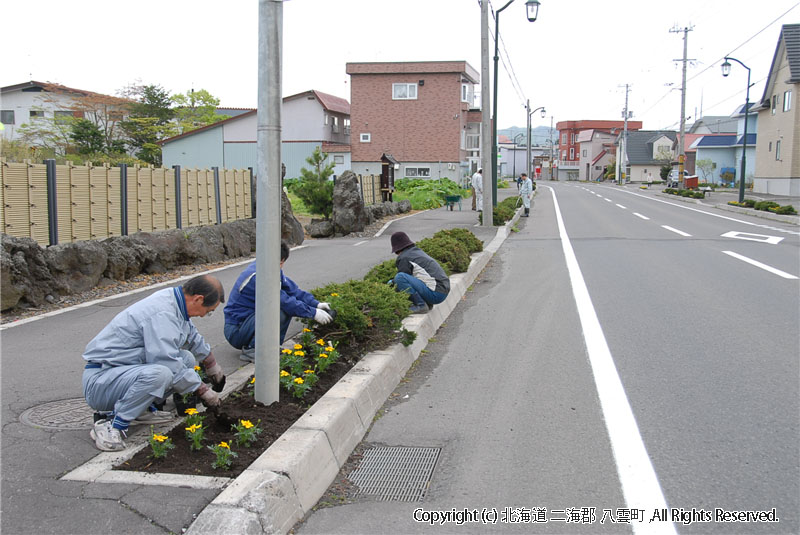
240, 346, 255, 362
89, 420, 127, 452
134, 410, 175, 424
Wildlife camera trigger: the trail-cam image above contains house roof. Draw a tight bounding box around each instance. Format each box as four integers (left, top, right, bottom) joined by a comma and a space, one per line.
321, 142, 350, 153
688, 115, 738, 134
624, 130, 677, 164
0, 80, 130, 104
346, 61, 480, 84
694, 133, 757, 148
682, 133, 705, 152
760, 24, 800, 105
283, 90, 350, 115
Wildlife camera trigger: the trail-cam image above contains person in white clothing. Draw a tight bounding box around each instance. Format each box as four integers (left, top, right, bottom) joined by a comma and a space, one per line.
519, 173, 533, 217
471, 169, 483, 211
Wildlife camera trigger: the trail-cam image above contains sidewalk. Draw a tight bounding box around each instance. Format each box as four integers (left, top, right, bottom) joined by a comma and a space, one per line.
0, 188, 521, 535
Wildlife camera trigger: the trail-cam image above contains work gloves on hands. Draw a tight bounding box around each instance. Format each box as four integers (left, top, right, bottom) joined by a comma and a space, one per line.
317, 302, 332, 312
196, 384, 221, 407
314, 308, 333, 325
201, 353, 226, 392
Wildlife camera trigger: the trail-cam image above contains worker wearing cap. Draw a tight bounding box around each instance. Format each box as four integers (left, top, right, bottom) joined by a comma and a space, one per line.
389, 231, 450, 314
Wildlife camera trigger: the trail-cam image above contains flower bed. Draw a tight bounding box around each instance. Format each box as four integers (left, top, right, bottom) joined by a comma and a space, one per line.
727, 199, 797, 215
114, 227, 484, 479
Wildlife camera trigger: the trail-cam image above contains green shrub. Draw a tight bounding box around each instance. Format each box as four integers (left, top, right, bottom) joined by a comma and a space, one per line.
499, 179, 510, 188
754, 201, 780, 211
742, 198, 757, 208
417, 236, 470, 274
393, 178, 468, 210
663, 188, 675, 195
478, 197, 518, 225
693, 191, 705, 199
433, 228, 483, 253
679, 189, 693, 197
769, 205, 798, 215
310, 280, 413, 353
363, 259, 397, 284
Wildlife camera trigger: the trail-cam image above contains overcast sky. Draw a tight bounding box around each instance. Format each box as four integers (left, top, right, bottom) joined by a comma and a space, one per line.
3, 0, 798, 132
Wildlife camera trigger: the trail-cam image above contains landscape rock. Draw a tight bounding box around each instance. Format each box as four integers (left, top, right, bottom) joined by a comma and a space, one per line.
102, 235, 156, 280
1, 235, 60, 311
282, 189, 305, 246
332, 171, 369, 236
44, 241, 108, 295
307, 219, 334, 238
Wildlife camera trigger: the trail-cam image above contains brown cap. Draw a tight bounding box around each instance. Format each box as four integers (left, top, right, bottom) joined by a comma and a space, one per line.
390, 231, 414, 254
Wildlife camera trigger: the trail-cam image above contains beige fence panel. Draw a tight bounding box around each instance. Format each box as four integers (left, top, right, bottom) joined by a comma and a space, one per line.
1, 161, 48, 245
358, 174, 382, 205
68, 164, 92, 242
184, 169, 217, 227
106, 166, 122, 238
220, 169, 251, 223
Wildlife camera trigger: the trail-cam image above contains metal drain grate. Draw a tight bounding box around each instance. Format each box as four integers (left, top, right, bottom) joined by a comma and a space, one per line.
348, 446, 440, 501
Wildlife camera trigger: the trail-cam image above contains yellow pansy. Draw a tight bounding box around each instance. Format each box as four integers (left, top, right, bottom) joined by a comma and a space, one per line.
316, 339, 325, 346
293, 344, 303, 350
280, 370, 290, 377
240, 420, 254, 429
294, 350, 305, 357
282, 348, 293, 354
325, 346, 334, 352
185, 424, 201, 433
330, 293, 339, 297
194, 366, 201, 372
152, 434, 168, 442
219, 441, 230, 449
319, 353, 328, 359
304, 369, 315, 375
294, 377, 304, 384
302, 328, 312, 333
250, 377, 256, 384
184, 408, 198, 415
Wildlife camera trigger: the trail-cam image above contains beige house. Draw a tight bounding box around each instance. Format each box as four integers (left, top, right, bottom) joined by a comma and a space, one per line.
754, 24, 799, 195
577, 129, 616, 181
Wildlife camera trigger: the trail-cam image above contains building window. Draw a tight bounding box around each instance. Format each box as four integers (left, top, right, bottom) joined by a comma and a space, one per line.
772, 95, 777, 115
562, 133, 567, 144
405, 166, 430, 178
344, 118, 351, 135
775, 140, 781, 160
572, 133, 577, 143
784, 90, 792, 112
54, 110, 75, 124
561, 150, 567, 160
360, 133, 371, 143
30, 110, 45, 119
569, 148, 575, 160
1, 110, 15, 124
466, 134, 480, 150
582, 149, 587, 157
769, 141, 772, 152
331, 116, 340, 133
392, 83, 417, 100
334, 155, 344, 164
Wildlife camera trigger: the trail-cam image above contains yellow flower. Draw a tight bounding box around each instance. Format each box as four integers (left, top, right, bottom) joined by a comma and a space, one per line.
325, 346, 334, 352
330, 293, 339, 297
185, 424, 201, 433
280, 370, 290, 377
250, 377, 256, 384
194, 366, 201, 372
302, 328, 312, 333
282, 348, 293, 354
240, 420, 254, 429
184, 408, 198, 416
294, 350, 305, 357
319, 353, 328, 359
293, 377, 304, 384
304, 369, 315, 375
316, 339, 325, 346
219, 441, 230, 449
152, 434, 168, 442
293, 344, 303, 350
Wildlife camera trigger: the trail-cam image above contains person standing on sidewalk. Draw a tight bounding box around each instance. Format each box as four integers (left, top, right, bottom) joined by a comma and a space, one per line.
520, 172, 533, 217
82, 275, 226, 452
471, 168, 483, 211
389, 231, 450, 314
223, 241, 333, 362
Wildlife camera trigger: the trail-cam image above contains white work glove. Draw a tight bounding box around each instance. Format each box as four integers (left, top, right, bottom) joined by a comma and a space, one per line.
201, 353, 224, 383
197, 385, 220, 407
317, 302, 332, 312
314, 308, 333, 325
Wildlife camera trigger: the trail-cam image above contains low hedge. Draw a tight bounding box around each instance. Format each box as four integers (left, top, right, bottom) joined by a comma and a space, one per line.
727, 199, 796, 215
478, 196, 519, 225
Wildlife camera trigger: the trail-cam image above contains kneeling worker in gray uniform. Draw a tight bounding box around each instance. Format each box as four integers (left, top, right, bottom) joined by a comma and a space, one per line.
82, 275, 226, 451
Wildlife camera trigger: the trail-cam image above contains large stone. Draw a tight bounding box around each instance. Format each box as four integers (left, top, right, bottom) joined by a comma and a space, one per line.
134, 229, 192, 273
186, 226, 226, 264
307, 219, 334, 238
281, 189, 305, 246
332, 171, 369, 236
44, 241, 108, 295
1, 235, 59, 310
398, 199, 412, 213
102, 235, 156, 280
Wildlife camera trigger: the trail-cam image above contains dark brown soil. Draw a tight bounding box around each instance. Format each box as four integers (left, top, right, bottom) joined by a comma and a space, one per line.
118, 360, 351, 478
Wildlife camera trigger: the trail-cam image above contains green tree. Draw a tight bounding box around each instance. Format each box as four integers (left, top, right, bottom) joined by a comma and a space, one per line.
120, 84, 177, 166
695, 158, 714, 182
294, 147, 335, 219
171, 89, 229, 135
605, 159, 616, 180
70, 119, 106, 155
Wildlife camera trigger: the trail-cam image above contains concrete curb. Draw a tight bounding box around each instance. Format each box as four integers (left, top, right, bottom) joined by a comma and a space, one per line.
187, 217, 518, 535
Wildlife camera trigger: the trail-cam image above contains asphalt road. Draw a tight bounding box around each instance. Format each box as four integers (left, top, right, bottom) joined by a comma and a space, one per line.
297, 182, 799, 534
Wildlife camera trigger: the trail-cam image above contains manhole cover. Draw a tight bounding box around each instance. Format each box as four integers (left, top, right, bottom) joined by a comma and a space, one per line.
348, 446, 440, 501
20, 398, 95, 430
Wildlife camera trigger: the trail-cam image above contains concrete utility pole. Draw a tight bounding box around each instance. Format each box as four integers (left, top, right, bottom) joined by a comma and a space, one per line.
671, 25, 694, 187
526, 99, 531, 180
620, 83, 631, 185
480, 0, 493, 224
254, 0, 283, 404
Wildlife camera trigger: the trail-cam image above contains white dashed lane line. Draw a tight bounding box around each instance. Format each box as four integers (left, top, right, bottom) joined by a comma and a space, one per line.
722, 251, 799, 280
616, 204, 627, 209
633, 213, 650, 220
661, 225, 692, 237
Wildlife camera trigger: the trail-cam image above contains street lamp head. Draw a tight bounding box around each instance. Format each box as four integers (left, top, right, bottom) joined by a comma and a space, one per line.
540, 108, 546, 118
721, 59, 732, 77
525, 0, 540, 22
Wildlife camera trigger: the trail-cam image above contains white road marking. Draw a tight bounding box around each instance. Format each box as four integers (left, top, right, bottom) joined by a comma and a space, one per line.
616, 204, 627, 209
353, 240, 368, 247
374, 212, 419, 237
722, 251, 799, 279
605, 198, 613, 202
545, 185, 675, 534
633, 213, 650, 220
721, 231, 784, 245
617, 189, 800, 236
661, 225, 692, 237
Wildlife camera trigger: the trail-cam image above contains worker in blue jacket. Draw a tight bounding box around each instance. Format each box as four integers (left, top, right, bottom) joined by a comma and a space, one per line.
82, 275, 226, 452
224, 241, 333, 362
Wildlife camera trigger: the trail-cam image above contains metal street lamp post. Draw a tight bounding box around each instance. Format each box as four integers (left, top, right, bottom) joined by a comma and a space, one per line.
512, 133, 524, 178
526, 103, 546, 179
491, 0, 540, 206
721, 56, 751, 204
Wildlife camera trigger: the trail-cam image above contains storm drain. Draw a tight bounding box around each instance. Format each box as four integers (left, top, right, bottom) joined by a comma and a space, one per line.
20, 398, 95, 430
348, 446, 440, 501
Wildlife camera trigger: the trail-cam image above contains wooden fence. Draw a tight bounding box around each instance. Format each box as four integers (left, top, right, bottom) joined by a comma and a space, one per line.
1, 159, 251, 246
358, 174, 383, 205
